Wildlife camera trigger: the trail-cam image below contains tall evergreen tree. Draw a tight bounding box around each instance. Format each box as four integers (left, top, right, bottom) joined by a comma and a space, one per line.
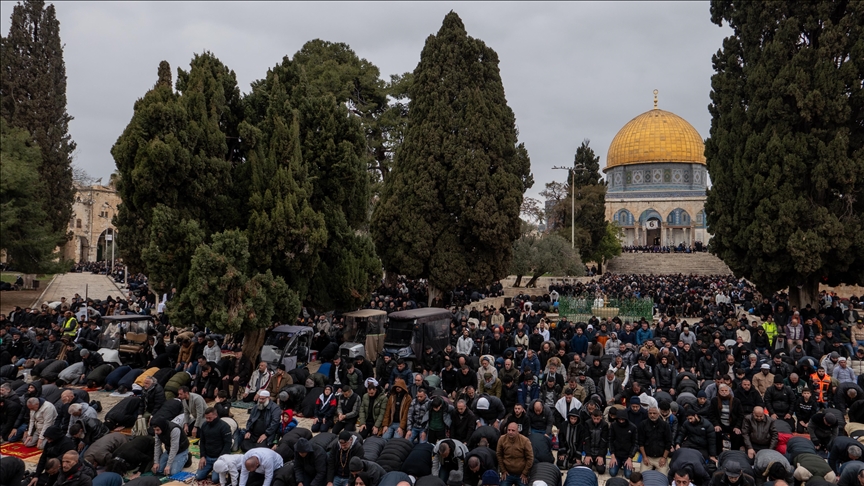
705, 1, 864, 307
371, 11, 533, 301
112, 54, 240, 290
0, 0, 75, 238
547, 140, 607, 262
0, 118, 61, 272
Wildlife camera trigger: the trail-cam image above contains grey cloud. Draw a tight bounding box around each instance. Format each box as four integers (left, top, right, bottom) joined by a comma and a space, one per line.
0, 1, 730, 200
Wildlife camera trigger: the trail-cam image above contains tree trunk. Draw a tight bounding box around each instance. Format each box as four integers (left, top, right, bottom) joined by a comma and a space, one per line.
243, 328, 267, 364
789, 275, 820, 310
428, 285, 444, 307
525, 273, 541, 288
513, 275, 523, 288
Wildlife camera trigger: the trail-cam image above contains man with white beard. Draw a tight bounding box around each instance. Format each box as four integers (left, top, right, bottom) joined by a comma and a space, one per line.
235, 391, 280, 453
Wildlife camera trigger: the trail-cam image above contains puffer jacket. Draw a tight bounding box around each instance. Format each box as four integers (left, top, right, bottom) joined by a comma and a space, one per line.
629, 364, 653, 389
432, 438, 468, 478
741, 415, 778, 450
654, 363, 677, 390
527, 401, 553, 436
357, 389, 388, 428
675, 416, 716, 457
580, 417, 609, 456
763, 385, 796, 416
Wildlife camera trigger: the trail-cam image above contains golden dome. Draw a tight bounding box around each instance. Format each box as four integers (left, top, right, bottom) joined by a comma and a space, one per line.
605, 108, 706, 171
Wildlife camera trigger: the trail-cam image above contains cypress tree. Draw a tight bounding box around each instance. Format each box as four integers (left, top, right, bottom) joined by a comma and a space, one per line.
549, 140, 607, 262
112, 53, 240, 289
371, 11, 533, 301
704, 1, 864, 307
0, 119, 60, 272
0, 0, 75, 238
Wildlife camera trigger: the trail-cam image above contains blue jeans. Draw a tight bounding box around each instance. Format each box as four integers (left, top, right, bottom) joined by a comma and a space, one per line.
333, 477, 351, 486
608, 456, 632, 479
381, 423, 402, 440
9, 424, 27, 442
501, 474, 525, 486
196, 456, 219, 482
408, 427, 426, 444
156, 449, 189, 476
92, 472, 123, 486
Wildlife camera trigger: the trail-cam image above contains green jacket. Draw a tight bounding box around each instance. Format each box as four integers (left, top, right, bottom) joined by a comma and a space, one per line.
357, 391, 388, 428
761, 321, 778, 346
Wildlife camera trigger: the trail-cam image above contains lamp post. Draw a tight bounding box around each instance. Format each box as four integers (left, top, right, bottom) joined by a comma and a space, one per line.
552, 164, 588, 249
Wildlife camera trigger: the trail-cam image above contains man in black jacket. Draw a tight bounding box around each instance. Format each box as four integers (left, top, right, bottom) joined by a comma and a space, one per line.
28, 425, 75, 486
327, 431, 364, 486
0, 383, 22, 440
293, 438, 327, 486
675, 409, 717, 463
608, 408, 638, 479
195, 407, 232, 482
763, 376, 796, 430
637, 407, 672, 475
55, 451, 93, 486
580, 409, 609, 475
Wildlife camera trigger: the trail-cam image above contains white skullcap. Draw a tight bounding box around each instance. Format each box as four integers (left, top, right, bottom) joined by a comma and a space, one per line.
364, 378, 379, 388
258, 390, 270, 398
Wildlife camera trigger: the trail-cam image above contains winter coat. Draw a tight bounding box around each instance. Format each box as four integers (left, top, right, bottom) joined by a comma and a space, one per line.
654, 363, 677, 390
29, 398, 58, 441
637, 417, 672, 458
580, 418, 609, 457
609, 419, 638, 459
675, 416, 716, 456
83, 433, 129, 467
431, 439, 468, 478
327, 436, 364, 481
496, 433, 533, 476
381, 379, 411, 431
357, 391, 388, 428
707, 396, 744, 430
741, 415, 778, 450
246, 401, 281, 440
763, 385, 796, 416
293, 440, 328, 486
527, 401, 554, 435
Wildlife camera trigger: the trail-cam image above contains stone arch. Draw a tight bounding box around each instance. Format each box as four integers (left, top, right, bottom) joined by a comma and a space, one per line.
638, 209, 663, 225
613, 209, 635, 226
666, 208, 692, 226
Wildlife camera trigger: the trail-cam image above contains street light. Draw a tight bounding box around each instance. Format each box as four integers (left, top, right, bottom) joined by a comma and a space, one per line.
552, 164, 589, 249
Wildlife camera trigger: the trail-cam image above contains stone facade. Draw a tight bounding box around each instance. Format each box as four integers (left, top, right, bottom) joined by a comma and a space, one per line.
60, 183, 122, 263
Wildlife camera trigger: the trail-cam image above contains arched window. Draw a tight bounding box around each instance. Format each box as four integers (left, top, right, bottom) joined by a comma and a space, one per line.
695, 210, 707, 228
76, 219, 82, 229
666, 208, 691, 226
614, 209, 634, 226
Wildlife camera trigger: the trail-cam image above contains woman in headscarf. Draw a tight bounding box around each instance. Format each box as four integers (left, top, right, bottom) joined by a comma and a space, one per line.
311, 385, 337, 433
150, 416, 190, 477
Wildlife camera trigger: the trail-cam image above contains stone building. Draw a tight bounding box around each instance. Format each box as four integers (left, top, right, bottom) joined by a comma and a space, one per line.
604, 92, 710, 247
60, 181, 122, 263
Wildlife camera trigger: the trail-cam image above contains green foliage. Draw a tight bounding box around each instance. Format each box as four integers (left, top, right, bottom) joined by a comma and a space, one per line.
243, 73, 327, 301
585, 222, 623, 265
705, 1, 864, 302
0, 0, 75, 238
112, 54, 240, 281
547, 140, 607, 258
371, 11, 533, 295
244, 48, 381, 310
0, 118, 65, 273
509, 234, 584, 287
140, 204, 205, 292
170, 230, 300, 333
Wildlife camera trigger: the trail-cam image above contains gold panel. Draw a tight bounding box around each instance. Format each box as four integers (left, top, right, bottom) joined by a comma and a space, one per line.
605, 109, 706, 171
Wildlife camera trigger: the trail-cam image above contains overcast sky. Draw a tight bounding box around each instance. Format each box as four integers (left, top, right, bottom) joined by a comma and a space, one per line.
1, 1, 731, 200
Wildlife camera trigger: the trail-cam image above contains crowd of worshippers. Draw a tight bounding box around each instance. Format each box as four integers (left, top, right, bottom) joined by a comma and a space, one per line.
620, 242, 707, 254
1, 281, 864, 486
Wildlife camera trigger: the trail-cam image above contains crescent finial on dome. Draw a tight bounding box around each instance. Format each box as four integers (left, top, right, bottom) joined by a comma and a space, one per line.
653, 89, 659, 110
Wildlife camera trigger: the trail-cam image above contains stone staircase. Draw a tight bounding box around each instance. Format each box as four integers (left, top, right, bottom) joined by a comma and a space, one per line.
605, 252, 733, 276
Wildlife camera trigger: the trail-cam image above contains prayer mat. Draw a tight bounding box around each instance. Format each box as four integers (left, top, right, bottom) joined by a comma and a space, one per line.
161, 473, 195, 484
231, 400, 255, 409
189, 443, 200, 459
0, 442, 42, 459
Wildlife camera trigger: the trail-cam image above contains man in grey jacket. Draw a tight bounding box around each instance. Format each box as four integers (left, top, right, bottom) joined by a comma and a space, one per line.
178, 386, 206, 438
